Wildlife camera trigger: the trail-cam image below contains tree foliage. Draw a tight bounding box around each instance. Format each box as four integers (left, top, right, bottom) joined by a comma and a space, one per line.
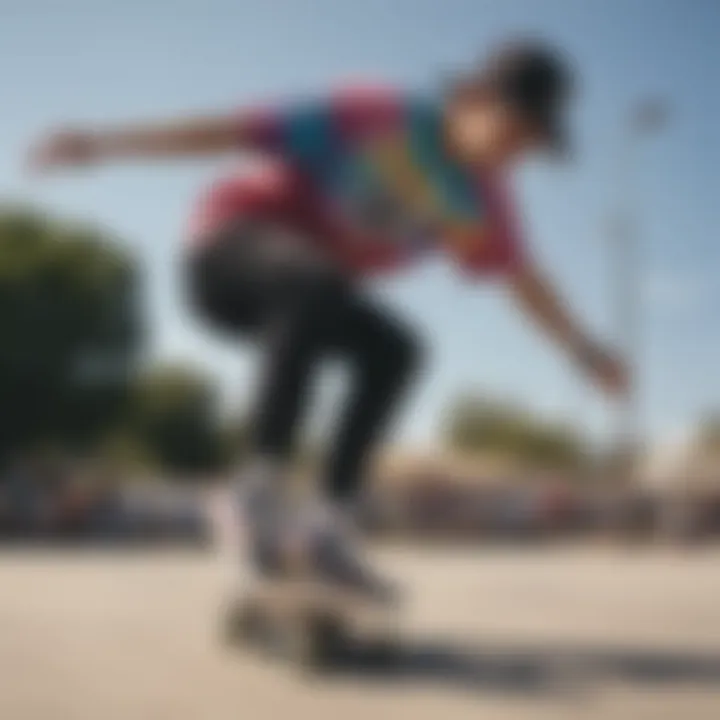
0, 206, 142, 465
127, 363, 225, 475
697, 412, 720, 453
0, 206, 242, 478
442, 394, 586, 469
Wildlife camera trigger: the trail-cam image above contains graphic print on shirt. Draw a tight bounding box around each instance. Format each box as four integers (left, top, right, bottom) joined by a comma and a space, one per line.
238, 90, 519, 274
330, 138, 439, 258
325, 103, 490, 263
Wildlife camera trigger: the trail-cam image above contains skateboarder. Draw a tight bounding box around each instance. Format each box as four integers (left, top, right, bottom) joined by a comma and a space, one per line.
27, 39, 627, 597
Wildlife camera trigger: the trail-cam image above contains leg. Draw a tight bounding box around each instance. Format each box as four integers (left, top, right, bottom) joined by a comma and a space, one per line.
188, 219, 361, 574
241, 270, 362, 575
243, 283, 421, 596
188, 219, 351, 469
248, 270, 351, 464
324, 296, 423, 504
294, 297, 422, 599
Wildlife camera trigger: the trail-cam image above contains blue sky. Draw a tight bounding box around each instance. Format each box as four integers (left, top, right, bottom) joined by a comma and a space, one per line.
1, 0, 718, 449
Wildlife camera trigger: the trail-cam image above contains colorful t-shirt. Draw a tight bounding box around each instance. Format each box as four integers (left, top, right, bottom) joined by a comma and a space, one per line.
189, 86, 525, 278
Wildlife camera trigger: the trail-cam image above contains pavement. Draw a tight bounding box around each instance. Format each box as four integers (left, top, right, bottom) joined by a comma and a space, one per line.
1, 544, 720, 720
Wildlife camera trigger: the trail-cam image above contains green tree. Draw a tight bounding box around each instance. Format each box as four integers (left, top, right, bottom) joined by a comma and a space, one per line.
220, 415, 249, 468
128, 363, 224, 475
698, 412, 720, 453
0, 206, 142, 466
442, 394, 586, 469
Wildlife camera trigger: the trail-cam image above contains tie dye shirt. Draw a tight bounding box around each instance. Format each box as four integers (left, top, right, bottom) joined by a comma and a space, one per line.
190, 86, 525, 278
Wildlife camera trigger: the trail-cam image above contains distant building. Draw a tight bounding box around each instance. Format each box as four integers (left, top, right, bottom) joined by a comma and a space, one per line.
641, 430, 720, 496
373, 448, 526, 488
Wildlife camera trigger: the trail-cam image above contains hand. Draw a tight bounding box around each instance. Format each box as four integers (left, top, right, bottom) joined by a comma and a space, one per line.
26, 128, 101, 174
575, 340, 629, 398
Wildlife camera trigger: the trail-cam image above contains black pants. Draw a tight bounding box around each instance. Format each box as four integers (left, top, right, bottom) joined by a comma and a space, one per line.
187, 222, 422, 501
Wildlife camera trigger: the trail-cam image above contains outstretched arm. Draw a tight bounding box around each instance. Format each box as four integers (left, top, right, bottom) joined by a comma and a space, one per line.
26, 111, 277, 172
26, 87, 402, 174
509, 260, 628, 397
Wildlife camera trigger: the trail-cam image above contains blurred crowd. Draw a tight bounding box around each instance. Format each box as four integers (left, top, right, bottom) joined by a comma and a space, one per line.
3, 461, 720, 546
362, 473, 720, 545
0, 459, 208, 545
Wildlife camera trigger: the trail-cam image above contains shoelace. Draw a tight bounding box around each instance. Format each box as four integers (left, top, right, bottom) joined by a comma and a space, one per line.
310, 530, 393, 598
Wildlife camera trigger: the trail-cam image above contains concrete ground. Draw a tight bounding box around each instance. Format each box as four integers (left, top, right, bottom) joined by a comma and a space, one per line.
1, 545, 720, 720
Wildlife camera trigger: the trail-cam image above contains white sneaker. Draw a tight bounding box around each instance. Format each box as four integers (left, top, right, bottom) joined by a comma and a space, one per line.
233, 466, 290, 575
295, 498, 399, 604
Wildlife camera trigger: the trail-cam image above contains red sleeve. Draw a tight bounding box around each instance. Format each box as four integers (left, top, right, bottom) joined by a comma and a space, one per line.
331, 83, 405, 141
238, 82, 404, 156
460, 173, 528, 278
240, 106, 285, 151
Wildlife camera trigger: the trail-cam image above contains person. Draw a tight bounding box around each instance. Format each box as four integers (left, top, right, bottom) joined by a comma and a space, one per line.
27, 40, 627, 597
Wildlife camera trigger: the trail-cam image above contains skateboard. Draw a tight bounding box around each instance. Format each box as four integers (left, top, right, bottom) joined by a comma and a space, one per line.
222, 575, 400, 671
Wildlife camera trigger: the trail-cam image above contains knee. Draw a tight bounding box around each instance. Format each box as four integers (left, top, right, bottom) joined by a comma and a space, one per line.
378, 322, 426, 383
299, 268, 351, 314
287, 271, 352, 340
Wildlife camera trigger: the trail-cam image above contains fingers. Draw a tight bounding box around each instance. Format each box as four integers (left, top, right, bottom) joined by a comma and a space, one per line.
582, 344, 629, 398
25, 137, 63, 175
25, 142, 53, 176
25, 129, 97, 175
601, 359, 630, 399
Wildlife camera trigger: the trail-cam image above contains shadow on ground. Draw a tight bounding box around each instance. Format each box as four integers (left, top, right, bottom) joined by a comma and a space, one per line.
319, 637, 720, 697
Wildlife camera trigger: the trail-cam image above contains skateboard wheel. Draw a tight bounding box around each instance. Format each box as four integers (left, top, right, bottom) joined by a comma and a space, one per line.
366, 636, 400, 667
223, 598, 265, 646
285, 612, 347, 670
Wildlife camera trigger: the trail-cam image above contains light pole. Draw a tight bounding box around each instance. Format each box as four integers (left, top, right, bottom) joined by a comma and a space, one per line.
610, 99, 668, 481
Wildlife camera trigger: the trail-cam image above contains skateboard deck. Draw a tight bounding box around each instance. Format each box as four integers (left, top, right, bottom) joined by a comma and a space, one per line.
222, 575, 400, 670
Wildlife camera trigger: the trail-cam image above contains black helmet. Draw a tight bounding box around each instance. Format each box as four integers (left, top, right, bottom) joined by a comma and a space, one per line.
458, 39, 575, 156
